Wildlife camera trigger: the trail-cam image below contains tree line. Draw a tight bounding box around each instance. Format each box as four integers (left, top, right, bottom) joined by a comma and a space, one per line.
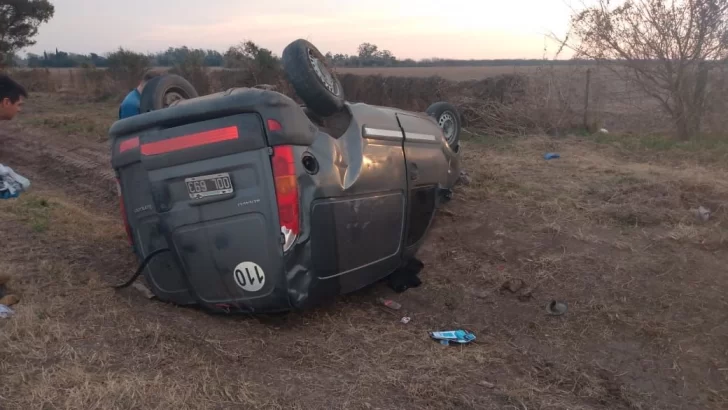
9, 43, 590, 69
3, 0, 725, 140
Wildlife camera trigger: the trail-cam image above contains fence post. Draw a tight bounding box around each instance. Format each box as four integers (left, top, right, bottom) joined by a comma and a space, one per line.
583, 68, 592, 132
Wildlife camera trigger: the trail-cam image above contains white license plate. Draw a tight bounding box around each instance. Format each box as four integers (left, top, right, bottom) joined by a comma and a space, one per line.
185, 173, 233, 199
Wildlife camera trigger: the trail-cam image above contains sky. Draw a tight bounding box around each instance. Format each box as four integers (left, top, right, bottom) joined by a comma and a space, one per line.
24, 0, 575, 60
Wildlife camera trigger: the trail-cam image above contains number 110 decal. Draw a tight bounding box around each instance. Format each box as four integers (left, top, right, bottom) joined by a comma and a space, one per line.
233, 261, 266, 292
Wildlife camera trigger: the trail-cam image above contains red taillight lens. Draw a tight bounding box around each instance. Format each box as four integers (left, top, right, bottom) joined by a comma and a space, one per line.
271, 146, 300, 249
116, 179, 133, 246
267, 119, 282, 132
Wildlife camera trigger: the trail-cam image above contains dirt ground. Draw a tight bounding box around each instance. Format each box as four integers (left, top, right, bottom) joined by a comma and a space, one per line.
1, 92, 727, 410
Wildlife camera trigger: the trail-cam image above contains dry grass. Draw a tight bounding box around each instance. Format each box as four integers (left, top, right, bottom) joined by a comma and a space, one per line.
1, 93, 727, 410
11, 64, 728, 137
32, 65, 546, 84
335, 66, 546, 81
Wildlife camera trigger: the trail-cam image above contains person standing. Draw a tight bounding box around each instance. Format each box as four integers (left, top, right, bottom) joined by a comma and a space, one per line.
119, 70, 162, 119
0, 74, 30, 200
0, 74, 28, 308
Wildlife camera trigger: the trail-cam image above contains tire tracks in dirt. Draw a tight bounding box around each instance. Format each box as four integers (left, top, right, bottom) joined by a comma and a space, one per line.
0, 124, 117, 212
0, 123, 135, 284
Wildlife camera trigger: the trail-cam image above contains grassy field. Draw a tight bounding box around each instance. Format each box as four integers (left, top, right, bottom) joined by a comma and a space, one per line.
17, 65, 689, 137
0, 92, 727, 409
335, 66, 545, 81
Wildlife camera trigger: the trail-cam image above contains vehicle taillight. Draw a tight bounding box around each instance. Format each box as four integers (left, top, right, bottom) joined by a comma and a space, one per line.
116, 179, 133, 246
271, 145, 299, 252
267, 119, 282, 132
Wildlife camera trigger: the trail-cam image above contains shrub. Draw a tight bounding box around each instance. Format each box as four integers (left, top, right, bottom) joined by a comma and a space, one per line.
106, 48, 150, 91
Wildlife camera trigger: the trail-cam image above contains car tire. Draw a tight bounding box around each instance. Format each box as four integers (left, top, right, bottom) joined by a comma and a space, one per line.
139, 74, 198, 113
426, 102, 461, 150
282, 39, 345, 117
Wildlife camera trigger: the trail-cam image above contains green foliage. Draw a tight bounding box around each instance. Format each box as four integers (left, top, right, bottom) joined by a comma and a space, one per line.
0, 0, 54, 65
27, 50, 108, 68
168, 49, 211, 94
153, 47, 223, 67
15, 42, 596, 69
223, 41, 281, 85
106, 48, 150, 90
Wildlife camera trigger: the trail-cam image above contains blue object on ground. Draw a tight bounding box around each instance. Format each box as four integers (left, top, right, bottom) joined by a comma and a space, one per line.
429, 329, 476, 346
544, 153, 561, 160
0, 190, 20, 199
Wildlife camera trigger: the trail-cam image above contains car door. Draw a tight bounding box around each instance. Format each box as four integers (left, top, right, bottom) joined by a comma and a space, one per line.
306, 103, 410, 294
396, 112, 452, 253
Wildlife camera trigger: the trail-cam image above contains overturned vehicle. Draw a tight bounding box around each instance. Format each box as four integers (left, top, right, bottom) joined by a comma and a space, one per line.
109, 39, 463, 313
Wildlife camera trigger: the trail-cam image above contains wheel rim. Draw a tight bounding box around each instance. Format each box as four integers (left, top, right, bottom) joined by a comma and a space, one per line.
308, 48, 340, 96
163, 89, 185, 107
438, 111, 457, 144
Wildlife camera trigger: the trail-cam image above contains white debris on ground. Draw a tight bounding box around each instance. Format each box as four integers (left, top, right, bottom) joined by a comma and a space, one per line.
0, 304, 14, 318
693, 206, 711, 222
458, 170, 472, 186
0, 163, 31, 197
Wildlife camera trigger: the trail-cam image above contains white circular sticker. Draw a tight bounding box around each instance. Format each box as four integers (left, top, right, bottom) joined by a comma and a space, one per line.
233, 261, 266, 292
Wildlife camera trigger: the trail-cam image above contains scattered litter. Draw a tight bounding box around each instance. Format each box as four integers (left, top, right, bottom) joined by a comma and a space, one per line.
132, 282, 156, 299
478, 380, 496, 389
0, 163, 31, 199
377, 298, 402, 310
501, 278, 525, 294
543, 153, 561, 160
400, 316, 411, 324
546, 300, 568, 316
693, 206, 711, 222
0, 305, 14, 318
429, 329, 476, 346
457, 170, 472, 186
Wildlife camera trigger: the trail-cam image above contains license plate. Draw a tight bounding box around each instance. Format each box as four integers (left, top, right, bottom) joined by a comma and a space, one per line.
185, 173, 233, 199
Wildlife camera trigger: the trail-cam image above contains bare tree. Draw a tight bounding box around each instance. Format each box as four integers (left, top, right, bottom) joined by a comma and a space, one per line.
565, 0, 728, 139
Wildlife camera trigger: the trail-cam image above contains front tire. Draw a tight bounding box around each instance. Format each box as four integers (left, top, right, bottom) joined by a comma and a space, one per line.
426, 102, 461, 150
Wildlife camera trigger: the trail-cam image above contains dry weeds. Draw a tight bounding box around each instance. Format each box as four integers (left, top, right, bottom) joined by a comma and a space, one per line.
14, 64, 728, 138
0, 93, 726, 410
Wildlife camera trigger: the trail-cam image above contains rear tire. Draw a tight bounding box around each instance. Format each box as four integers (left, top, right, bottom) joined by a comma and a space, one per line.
282, 39, 345, 117
426, 102, 461, 150
139, 74, 198, 113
